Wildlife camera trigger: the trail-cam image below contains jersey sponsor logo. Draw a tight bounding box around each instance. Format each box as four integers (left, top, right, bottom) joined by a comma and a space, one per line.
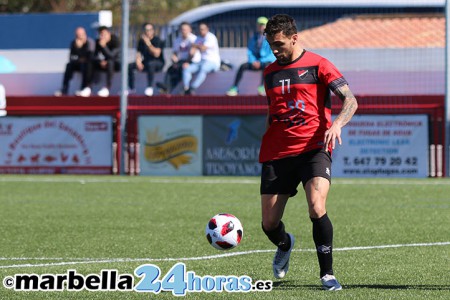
269, 99, 307, 128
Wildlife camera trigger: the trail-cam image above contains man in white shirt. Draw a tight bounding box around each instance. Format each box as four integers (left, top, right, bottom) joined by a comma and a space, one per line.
182, 22, 221, 95
157, 22, 200, 94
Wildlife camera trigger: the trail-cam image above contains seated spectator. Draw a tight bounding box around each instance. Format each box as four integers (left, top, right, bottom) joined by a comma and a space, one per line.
78, 26, 120, 97
182, 22, 221, 95
128, 23, 165, 96
156, 22, 200, 95
54, 27, 94, 96
226, 16, 275, 96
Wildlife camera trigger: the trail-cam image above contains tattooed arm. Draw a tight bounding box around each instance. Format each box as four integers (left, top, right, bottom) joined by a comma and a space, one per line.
324, 84, 358, 150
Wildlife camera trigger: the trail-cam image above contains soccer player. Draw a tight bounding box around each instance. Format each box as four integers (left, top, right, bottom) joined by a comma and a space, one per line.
259, 14, 358, 291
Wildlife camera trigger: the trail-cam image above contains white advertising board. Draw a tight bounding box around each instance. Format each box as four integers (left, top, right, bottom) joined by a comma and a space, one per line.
332, 115, 428, 178
0, 116, 113, 174
138, 116, 202, 176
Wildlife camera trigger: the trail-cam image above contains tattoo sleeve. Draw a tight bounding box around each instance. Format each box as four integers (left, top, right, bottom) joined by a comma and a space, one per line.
333, 84, 358, 127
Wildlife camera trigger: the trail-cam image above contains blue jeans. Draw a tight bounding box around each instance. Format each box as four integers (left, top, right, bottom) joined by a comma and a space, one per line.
182, 60, 220, 90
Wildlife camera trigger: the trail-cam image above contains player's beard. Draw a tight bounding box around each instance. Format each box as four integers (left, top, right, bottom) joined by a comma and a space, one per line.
276, 56, 288, 64
276, 53, 291, 64
275, 48, 295, 64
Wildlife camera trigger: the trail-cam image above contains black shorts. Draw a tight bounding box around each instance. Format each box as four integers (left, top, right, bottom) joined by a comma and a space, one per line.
260, 149, 332, 197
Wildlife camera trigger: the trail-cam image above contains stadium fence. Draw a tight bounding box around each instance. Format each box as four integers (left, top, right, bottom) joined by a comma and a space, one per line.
5, 95, 445, 177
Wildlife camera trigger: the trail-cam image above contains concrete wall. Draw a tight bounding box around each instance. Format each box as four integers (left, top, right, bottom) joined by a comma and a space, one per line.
0, 48, 444, 96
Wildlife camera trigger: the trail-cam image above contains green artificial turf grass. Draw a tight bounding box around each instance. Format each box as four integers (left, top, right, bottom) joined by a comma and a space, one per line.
0, 176, 448, 299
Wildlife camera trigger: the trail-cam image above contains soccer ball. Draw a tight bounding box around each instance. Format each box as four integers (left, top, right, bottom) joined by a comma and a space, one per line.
205, 213, 243, 250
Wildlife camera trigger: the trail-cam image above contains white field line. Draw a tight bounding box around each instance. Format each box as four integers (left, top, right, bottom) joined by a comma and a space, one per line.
0, 177, 450, 185
0, 242, 449, 269
0, 177, 259, 185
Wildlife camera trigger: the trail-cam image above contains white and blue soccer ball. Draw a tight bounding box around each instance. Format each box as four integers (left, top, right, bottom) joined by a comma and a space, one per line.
205, 213, 243, 250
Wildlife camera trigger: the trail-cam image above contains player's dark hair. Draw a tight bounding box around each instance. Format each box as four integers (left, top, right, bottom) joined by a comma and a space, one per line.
264, 14, 298, 37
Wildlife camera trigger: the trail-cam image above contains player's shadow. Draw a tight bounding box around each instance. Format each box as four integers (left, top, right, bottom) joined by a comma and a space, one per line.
272, 281, 322, 291
272, 281, 450, 291
344, 284, 450, 291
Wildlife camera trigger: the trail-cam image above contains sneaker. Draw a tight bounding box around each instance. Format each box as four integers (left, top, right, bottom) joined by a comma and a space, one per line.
257, 85, 266, 96
97, 87, 109, 97
273, 233, 295, 279
156, 82, 168, 94
54, 90, 63, 97
144, 87, 154, 97
76, 87, 91, 97
184, 87, 195, 95
320, 274, 342, 291
226, 86, 238, 96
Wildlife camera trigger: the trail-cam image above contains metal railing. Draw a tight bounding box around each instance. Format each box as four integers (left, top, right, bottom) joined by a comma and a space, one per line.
114, 23, 256, 49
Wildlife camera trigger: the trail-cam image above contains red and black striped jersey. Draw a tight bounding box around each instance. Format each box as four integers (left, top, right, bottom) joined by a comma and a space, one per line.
259, 50, 347, 163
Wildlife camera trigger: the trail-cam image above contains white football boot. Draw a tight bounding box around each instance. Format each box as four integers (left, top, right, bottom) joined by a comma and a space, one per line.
272, 233, 295, 279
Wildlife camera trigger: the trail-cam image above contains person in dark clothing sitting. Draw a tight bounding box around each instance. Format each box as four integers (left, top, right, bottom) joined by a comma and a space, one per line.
80, 26, 121, 97
55, 27, 94, 96
128, 22, 165, 96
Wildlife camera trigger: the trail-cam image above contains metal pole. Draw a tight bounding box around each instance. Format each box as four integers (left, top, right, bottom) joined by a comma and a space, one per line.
120, 0, 130, 175
445, 1, 449, 177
